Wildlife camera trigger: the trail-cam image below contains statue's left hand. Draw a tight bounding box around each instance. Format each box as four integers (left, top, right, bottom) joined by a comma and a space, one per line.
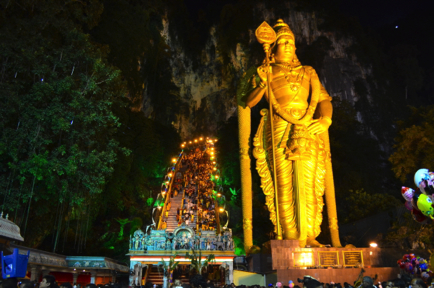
307, 118, 331, 135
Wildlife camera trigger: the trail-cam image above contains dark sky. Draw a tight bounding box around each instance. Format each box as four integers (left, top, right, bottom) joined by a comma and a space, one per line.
183, 0, 434, 67
339, 0, 434, 27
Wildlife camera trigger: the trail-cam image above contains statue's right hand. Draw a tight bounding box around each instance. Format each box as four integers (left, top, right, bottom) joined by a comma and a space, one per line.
257, 65, 270, 84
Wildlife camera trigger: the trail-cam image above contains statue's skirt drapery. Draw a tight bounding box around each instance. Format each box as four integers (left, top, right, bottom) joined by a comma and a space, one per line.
255, 110, 327, 242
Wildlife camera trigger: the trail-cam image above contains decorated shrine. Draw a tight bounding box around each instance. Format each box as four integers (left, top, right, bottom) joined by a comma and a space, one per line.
126, 137, 236, 287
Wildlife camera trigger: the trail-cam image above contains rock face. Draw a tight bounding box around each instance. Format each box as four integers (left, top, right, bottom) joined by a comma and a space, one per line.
142, 5, 374, 139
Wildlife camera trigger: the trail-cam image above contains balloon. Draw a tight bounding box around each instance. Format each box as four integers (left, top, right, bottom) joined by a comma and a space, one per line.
416, 194, 434, 219
415, 169, 430, 188
402, 186, 415, 201
412, 208, 429, 222
397, 259, 406, 269
405, 262, 414, 274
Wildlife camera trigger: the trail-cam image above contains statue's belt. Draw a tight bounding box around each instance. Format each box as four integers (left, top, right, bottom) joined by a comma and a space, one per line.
274, 107, 309, 122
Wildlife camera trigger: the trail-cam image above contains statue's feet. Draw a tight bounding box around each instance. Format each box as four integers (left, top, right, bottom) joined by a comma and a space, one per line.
298, 239, 307, 248
306, 238, 325, 247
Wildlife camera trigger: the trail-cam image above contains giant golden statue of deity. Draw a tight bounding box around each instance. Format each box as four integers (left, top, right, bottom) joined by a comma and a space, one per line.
237, 19, 342, 249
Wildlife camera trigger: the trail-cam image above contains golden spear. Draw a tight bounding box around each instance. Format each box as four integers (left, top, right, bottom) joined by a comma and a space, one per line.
255, 22, 282, 240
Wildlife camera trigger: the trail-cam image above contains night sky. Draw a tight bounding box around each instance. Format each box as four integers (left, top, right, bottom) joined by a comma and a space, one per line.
340, 0, 433, 27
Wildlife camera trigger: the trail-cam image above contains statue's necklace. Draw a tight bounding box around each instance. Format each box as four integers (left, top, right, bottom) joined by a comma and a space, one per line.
274, 63, 305, 92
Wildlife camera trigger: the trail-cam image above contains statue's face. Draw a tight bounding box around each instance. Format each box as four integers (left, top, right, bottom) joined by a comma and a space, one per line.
274, 35, 295, 63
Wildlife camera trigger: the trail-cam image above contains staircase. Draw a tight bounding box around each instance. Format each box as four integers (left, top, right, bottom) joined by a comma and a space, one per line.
166, 193, 184, 231
147, 265, 163, 285
146, 265, 190, 285
166, 193, 198, 232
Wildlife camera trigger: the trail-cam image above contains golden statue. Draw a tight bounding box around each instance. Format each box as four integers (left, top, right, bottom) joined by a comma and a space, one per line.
237, 19, 342, 249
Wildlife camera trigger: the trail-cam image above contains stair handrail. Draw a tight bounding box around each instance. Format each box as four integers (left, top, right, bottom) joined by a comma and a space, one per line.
179, 178, 187, 227
158, 153, 183, 229
143, 264, 151, 284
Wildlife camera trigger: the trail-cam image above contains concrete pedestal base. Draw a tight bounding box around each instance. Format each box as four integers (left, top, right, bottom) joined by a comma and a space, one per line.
276, 267, 400, 284
267, 240, 401, 283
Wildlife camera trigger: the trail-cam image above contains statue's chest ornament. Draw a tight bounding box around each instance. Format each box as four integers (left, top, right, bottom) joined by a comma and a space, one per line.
275, 64, 305, 92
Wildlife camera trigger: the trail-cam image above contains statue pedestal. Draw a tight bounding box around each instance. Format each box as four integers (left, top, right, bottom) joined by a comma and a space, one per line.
249, 240, 407, 284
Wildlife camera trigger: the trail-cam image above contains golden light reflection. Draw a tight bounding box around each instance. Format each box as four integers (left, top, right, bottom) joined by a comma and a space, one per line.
294, 252, 313, 267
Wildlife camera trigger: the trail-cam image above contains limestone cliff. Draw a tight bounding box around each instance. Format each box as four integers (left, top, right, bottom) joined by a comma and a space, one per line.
141, 3, 386, 140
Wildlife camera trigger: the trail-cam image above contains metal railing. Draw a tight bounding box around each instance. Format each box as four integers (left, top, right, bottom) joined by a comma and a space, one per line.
157, 154, 182, 229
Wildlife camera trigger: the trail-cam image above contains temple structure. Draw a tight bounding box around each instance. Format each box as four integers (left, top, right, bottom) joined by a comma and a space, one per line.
127, 137, 236, 286
0, 213, 129, 285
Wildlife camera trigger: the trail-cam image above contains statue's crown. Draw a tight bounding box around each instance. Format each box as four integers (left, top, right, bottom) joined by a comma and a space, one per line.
274, 19, 294, 40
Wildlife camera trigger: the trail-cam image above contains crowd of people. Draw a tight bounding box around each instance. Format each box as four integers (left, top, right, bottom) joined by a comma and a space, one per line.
0, 275, 122, 288
264, 275, 433, 288
165, 143, 219, 232
137, 273, 433, 288
1, 271, 430, 288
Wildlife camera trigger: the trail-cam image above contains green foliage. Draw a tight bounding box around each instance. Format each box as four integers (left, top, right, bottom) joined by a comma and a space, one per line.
115, 218, 131, 239
159, 252, 180, 276
186, 249, 215, 275
389, 106, 434, 184
129, 217, 143, 236
232, 236, 245, 256
0, 0, 181, 257
216, 116, 241, 188
0, 1, 126, 219
342, 189, 400, 223
383, 212, 434, 250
